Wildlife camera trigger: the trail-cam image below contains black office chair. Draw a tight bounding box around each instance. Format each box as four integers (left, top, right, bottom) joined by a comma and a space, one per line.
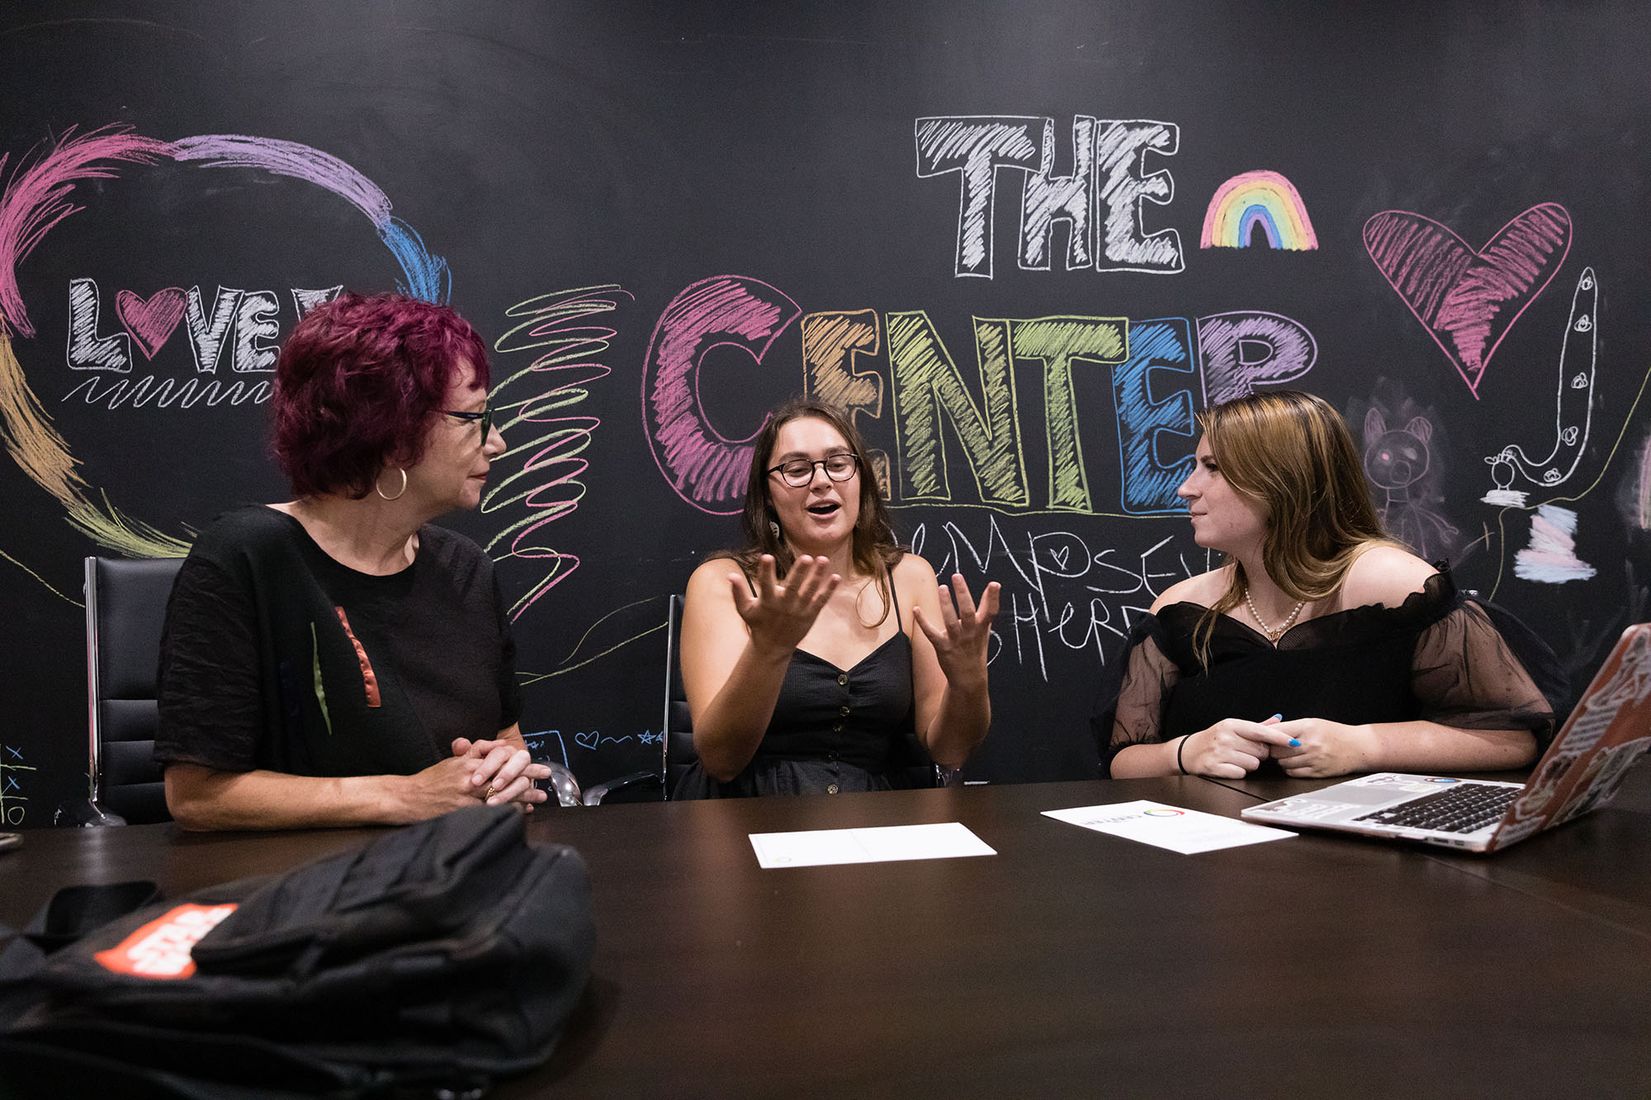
56, 555, 183, 827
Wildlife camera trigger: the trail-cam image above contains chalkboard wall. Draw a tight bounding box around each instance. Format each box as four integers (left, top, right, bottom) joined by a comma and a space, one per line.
3, 0, 1648, 825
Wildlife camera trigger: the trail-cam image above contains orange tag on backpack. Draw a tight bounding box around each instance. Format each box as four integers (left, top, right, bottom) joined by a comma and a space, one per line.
93, 903, 238, 979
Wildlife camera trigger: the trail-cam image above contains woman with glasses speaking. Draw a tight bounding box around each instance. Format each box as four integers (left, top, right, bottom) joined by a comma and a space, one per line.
155, 293, 551, 829
674, 397, 1000, 799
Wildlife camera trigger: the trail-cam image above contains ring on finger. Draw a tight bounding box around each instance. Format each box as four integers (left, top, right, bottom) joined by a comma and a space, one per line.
483, 784, 499, 800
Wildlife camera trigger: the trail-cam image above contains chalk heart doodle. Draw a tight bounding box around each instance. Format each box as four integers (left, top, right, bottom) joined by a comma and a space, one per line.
114, 287, 187, 359
1362, 204, 1571, 398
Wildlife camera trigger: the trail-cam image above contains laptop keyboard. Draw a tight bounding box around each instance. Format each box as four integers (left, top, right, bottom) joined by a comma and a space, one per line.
1353, 783, 1519, 833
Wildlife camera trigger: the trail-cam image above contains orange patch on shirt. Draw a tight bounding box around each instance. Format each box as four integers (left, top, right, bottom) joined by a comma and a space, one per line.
334, 606, 382, 708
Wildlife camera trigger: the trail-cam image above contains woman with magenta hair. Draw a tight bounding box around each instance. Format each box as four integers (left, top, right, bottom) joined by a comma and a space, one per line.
1094, 389, 1554, 780
156, 292, 549, 829
674, 396, 1000, 798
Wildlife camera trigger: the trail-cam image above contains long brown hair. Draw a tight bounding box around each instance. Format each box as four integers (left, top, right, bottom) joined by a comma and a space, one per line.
1192, 390, 1399, 662
713, 397, 906, 624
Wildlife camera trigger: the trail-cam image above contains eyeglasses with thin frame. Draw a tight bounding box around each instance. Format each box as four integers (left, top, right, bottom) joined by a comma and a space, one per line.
767, 452, 860, 488
442, 403, 493, 441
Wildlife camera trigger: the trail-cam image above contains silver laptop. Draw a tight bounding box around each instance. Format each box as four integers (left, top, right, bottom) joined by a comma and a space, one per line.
1240, 623, 1651, 853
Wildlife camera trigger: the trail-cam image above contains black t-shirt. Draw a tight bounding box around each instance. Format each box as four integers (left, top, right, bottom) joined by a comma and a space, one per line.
156, 506, 521, 777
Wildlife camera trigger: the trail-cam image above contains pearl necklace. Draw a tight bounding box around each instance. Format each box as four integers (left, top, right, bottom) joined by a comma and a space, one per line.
1243, 585, 1305, 643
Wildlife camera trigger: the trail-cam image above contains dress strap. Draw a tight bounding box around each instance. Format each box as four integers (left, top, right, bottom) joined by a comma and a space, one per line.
886, 566, 902, 627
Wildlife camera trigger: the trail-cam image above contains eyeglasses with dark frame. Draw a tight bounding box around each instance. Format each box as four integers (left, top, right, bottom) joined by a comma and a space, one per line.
442, 403, 493, 441
767, 452, 860, 488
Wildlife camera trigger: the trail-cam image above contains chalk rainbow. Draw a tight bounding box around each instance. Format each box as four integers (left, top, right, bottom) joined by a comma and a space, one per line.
1200, 170, 1318, 250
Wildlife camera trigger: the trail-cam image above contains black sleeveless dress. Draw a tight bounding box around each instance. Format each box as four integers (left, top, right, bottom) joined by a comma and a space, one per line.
672, 575, 916, 798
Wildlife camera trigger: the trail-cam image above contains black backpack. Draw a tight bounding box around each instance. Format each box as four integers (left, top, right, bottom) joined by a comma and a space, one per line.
0, 805, 594, 1098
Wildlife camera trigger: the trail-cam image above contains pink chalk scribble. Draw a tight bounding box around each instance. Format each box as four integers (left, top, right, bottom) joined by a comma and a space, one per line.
0, 127, 171, 338
1362, 204, 1571, 399
487, 286, 631, 621
642, 275, 802, 515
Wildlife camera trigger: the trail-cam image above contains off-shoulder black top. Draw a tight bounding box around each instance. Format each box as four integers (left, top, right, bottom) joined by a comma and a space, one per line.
1092, 571, 1555, 777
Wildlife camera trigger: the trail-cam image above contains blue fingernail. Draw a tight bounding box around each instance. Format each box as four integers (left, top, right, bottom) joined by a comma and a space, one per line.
1288, 738, 1301, 747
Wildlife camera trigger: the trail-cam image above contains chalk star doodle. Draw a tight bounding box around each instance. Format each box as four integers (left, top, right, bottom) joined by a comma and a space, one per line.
1362, 203, 1571, 399
1484, 268, 1599, 505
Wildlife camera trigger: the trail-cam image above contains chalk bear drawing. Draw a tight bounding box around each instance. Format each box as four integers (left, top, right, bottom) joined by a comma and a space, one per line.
1363, 408, 1459, 560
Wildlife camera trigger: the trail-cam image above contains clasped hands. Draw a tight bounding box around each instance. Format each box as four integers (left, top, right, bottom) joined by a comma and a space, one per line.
1178, 717, 1374, 779
447, 737, 551, 812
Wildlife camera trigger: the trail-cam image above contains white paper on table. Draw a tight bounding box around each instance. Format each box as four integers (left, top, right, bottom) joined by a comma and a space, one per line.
749, 822, 997, 869
1042, 800, 1295, 855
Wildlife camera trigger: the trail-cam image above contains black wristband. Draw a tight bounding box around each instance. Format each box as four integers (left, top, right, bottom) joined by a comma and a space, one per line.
1176, 734, 1191, 775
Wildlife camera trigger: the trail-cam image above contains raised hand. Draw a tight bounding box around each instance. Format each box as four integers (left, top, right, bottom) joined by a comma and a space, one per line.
913, 574, 1001, 688
729, 554, 841, 653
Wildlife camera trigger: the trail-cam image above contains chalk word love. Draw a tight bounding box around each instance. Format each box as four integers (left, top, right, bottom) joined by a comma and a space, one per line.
66, 279, 342, 374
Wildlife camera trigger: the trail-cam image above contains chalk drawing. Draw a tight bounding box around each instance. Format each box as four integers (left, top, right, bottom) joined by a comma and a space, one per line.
914, 116, 1043, 278
909, 515, 1199, 681
1004, 315, 1129, 511
1362, 403, 1459, 561
887, 310, 1028, 507
1514, 504, 1596, 584
1196, 311, 1317, 407
1020, 116, 1096, 272
642, 275, 800, 515
1200, 170, 1318, 250
66, 278, 132, 371
0, 743, 37, 826
115, 287, 188, 359
914, 116, 1183, 278
0, 125, 446, 558
1112, 318, 1198, 515
518, 595, 669, 687
1362, 203, 1571, 398
1484, 267, 1599, 503
1094, 120, 1183, 273
486, 285, 630, 621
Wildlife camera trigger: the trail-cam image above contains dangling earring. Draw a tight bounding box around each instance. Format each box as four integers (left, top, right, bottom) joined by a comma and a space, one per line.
768, 520, 782, 542
375, 468, 408, 502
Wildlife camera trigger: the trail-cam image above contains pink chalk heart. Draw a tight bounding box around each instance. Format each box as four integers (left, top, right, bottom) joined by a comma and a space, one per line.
1362, 204, 1571, 398
114, 287, 187, 359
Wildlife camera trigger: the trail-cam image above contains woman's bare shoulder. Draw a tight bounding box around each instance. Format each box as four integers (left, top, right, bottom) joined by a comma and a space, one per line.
1339, 544, 1439, 609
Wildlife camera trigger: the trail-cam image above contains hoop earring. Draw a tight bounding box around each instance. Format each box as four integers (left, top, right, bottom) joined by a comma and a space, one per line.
375, 468, 408, 502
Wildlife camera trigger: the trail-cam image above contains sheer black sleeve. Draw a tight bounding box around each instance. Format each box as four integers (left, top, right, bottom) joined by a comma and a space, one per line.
1091, 615, 1181, 778
1412, 600, 1556, 748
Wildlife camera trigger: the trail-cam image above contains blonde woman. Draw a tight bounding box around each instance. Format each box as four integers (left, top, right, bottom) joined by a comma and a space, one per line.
1097, 390, 1553, 780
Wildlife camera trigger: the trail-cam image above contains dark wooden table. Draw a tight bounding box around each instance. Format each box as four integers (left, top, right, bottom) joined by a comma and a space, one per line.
4, 768, 1650, 1098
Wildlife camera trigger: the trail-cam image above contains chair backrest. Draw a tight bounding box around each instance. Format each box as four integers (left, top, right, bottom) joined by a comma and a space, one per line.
83, 555, 183, 825
662, 594, 696, 798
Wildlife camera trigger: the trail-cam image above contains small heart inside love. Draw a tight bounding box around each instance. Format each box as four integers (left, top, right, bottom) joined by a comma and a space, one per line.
115, 287, 188, 359
1362, 204, 1570, 398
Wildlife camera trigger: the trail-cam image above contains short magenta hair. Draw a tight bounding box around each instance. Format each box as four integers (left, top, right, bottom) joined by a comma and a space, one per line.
272, 292, 490, 498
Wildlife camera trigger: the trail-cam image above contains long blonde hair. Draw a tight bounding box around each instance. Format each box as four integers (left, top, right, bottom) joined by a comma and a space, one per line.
1192, 390, 1399, 664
